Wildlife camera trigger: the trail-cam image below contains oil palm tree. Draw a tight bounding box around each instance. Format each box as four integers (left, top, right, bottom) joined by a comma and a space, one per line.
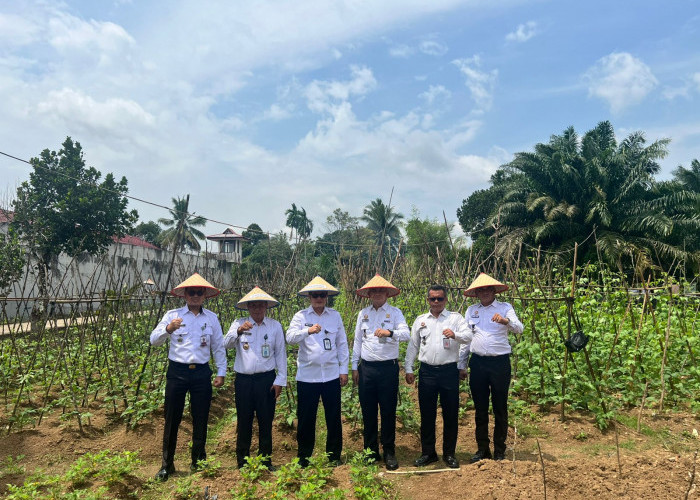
157, 196, 206, 252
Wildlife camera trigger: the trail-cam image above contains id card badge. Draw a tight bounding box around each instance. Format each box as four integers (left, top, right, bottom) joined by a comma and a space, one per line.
443, 337, 451, 349
323, 338, 332, 351
261, 343, 271, 358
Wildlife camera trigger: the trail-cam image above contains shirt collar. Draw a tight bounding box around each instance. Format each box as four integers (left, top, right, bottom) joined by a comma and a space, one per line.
250, 316, 267, 326
307, 305, 328, 316
371, 302, 389, 313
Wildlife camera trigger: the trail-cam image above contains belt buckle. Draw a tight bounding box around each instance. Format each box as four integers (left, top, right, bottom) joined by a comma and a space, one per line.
188, 364, 196, 370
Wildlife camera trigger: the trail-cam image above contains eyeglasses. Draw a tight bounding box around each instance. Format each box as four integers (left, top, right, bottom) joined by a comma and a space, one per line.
428, 296, 445, 302
187, 289, 205, 297
309, 293, 328, 299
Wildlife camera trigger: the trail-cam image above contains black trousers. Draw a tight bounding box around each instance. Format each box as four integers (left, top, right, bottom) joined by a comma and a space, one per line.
358, 359, 399, 457
417, 362, 459, 457
162, 361, 213, 468
469, 353, 511, 454
296, 379, 342, 462
234, 370, 277, 467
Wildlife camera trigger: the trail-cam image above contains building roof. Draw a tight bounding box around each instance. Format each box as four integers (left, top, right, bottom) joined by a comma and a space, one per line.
206, 227, 248, 241
114, 235, 160, 249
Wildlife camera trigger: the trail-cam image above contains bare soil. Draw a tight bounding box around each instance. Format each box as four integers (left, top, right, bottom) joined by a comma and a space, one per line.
1, 385, 698, 499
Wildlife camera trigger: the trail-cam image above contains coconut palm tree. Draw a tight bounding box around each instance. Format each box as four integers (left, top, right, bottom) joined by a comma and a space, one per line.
285, 203, 313, 244
361, 198, 404, 266
157, 196, 206, 252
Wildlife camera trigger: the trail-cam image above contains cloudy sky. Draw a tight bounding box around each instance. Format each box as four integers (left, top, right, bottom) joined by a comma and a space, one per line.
1, 0, 699, 241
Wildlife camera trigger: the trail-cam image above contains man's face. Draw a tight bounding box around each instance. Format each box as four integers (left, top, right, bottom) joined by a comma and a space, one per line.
427, 289, 447, 315
308, 292, 328, 309
247, 301, 268, 322
368, 288, 388, 308
475, 287, 496, 306
185, 287, 206, 308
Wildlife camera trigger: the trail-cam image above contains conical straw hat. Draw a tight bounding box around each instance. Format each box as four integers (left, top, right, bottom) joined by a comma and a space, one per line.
236, 286, 280, 310
298, 276, 340, 297
463, 273, 509, 297
171, 273, 220, 298
356, 274, 400, 298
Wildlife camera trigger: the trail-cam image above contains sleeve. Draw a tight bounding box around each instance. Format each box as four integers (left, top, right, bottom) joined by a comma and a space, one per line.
223, 318, 243, 349
404, 318, 421, 374
209, 316, 227, 377
505, 305, 524, 335
335, 314, 349, 375
392, 308, 411, 342
458, 343, 470, 370
286, 310, 308, 345
351, 310, 363, 370
452, 314, 472, 346
150, 310, 173, 346
273, 323, 287, 387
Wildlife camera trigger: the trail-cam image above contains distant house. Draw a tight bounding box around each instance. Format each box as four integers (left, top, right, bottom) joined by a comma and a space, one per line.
206, 227, 247, 263
0, 209, 13, 234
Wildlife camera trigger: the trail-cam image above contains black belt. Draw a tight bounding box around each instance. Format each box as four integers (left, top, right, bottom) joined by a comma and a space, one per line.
235, 369, 276, 378
420, 362, 457, 370
361, 359, 398, 366
471, 353, 510, 359
170, 360, 208, 370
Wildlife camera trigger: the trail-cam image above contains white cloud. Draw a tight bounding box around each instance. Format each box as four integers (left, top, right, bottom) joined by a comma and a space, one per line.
419, 85, 452, 105
419, 39, 448, 56
584, 52, 658, 113
452, 55, 498, 111
304, 65, 377, 114
693, 72, 700, 92
505, 21, 538, 42
389, 44, 414, 58
0, 13, 41, 46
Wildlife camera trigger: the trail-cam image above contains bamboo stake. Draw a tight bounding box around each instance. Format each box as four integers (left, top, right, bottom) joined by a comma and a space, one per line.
536, 438, 547, 500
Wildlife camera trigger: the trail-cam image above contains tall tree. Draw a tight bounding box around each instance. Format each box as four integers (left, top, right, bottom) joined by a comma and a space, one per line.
242, 223, 268, 258
361, 198, 404, 267
133, 220, 162, 245
472, 121, 699, 270
285, 203, 313, 244
157, 196, 206, 252
12, 137, 137, 315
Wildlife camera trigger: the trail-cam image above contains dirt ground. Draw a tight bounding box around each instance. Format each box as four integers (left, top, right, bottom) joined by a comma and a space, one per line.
1, 385, 698, 499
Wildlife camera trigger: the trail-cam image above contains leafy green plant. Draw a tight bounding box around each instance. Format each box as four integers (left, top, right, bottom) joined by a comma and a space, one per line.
349, 450, 397, 500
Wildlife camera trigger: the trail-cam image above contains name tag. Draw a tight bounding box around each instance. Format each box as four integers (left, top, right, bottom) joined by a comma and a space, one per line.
323, 338, 332, 351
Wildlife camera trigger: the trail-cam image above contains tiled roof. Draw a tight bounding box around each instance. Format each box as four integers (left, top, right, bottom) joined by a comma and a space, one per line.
0, 209, 14, 223
114, 235, 160, 249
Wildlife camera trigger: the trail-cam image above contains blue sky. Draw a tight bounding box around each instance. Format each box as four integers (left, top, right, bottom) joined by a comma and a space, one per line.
1, 0, 699, 242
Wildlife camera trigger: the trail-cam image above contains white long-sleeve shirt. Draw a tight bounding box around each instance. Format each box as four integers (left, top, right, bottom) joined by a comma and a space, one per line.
458, 300, 524, 366
404, 309, 470, 374
286, 306, 349, 383
351, 302, 410, 370
150, 305, 227, 377
224, 316, 287, 387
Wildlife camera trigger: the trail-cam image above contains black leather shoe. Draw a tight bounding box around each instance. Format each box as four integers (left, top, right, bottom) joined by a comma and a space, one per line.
298, 457, 309, 468
443, 455, 460, 468
494, 451, 506, 461
384, 453, 399, 471
155, 465, 175, 481
413, 454, 438, 467
469, 449, 492, 463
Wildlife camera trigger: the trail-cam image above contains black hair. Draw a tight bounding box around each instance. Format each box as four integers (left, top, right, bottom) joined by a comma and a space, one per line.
427, 284, 447, 296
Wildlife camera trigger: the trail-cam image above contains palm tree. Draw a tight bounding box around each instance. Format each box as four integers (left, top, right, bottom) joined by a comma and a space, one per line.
157, 196, 207, 252
361, 198, 404, 266
285, 203, 313, 244
490, 121, 698, 269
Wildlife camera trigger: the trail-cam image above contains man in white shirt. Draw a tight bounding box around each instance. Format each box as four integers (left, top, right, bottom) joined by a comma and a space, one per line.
150, 273, 227, 481
460, 273, 523, 463
286, 276, 349, 467
405, 285, 470, 469
351, 274, 410, 470
224, 287, 287, 470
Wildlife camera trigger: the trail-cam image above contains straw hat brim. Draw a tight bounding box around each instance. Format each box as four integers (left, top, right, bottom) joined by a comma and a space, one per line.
171, 273, 221, 298
298, 276, 340, 297
463, 273, 509, 297
235, 299, 279, 310
356, 274, 400, 298
463, 284, 509, 297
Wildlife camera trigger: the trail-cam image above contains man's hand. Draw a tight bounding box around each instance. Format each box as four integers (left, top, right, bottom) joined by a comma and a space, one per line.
374, 328, 391, 338
271, 384, 283, 399
238, 320, 254, 334
308, 324, 322, 334
166, 318, 184, 334
442, 328, 455, 339
213, 376, 225, 388
405, 373, 415, 385
491, 313, 509, 325
459, 369, 468, 381
339, 374, 348, 387
352, 370, 359, 385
